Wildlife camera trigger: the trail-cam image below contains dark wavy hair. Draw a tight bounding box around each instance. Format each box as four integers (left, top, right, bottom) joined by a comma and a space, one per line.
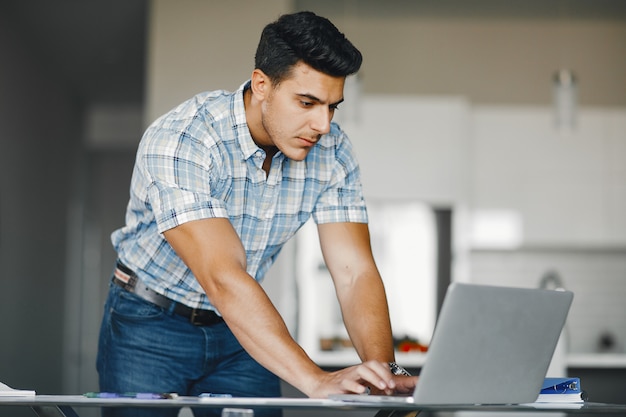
254, 11, 362, 84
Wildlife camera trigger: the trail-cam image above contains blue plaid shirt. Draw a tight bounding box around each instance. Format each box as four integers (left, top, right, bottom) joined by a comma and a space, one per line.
112, 81, 368, 311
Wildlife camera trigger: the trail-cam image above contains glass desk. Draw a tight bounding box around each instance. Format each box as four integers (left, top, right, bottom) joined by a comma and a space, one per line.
1, 396, 626, 417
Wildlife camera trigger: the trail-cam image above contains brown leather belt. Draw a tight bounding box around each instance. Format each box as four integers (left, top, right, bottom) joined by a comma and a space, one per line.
113, 261, 224, 326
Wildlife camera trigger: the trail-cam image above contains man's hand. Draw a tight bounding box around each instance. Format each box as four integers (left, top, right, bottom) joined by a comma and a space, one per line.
387, 375, 418, 395
306, 360, 418, 398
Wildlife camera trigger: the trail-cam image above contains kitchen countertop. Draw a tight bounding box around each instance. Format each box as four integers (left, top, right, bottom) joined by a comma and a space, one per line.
567, 353, 626, 368
312, 351, 626, 369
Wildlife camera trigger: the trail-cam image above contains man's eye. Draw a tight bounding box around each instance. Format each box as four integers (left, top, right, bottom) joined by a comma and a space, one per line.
330, 104, 340, 111
300, 101, 313, 107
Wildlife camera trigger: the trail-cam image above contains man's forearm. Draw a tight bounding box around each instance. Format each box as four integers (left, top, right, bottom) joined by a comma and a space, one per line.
204, 269, 326, 395
317, 222, 396, 364
337, 272, 396, 363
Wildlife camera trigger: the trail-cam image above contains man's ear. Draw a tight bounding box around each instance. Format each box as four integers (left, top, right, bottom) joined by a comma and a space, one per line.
250, 69, 272, 100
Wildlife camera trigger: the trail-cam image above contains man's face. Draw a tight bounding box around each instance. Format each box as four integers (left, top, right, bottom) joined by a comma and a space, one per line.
260, 62, 345, 161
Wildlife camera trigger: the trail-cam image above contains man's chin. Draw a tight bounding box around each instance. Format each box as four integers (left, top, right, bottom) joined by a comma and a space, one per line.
283, 148, 312, 161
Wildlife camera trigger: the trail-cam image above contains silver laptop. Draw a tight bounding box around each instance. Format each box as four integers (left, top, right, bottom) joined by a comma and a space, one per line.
331, 282, 573, 405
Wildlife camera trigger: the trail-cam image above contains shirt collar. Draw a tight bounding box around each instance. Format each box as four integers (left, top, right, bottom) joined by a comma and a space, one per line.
233, 80, 265, 161
233, 80, 286, 164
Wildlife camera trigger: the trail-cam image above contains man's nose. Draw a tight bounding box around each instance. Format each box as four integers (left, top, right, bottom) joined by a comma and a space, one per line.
311, 107, 332, 135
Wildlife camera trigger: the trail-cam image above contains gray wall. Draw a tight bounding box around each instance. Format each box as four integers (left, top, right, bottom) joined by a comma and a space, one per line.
0, 8, 81, 397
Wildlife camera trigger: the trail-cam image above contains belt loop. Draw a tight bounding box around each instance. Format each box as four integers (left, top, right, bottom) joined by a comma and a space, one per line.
166, 297, 179, 316
190, 309, 201, 326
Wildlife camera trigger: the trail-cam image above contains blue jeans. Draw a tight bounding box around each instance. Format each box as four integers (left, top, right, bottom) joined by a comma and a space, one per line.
97, 282, 282, 417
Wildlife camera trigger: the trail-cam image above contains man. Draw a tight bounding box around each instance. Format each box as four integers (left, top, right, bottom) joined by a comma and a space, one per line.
97, 10, 417, 417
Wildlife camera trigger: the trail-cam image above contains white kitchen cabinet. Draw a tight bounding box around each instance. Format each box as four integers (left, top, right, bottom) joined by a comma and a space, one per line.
343, 95, 471, 205
470, 106, 626, 248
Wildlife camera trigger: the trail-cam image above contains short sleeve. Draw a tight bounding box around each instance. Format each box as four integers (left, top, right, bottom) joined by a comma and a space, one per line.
139, 116, 230, 234
311, 129, 368, 224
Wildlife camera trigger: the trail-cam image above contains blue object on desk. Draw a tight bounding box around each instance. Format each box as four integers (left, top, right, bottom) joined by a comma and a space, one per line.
199, 393, 233, 398
540, 377, 581, 394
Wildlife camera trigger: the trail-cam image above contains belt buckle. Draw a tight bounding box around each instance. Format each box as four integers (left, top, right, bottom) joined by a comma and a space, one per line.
190, 309, 204, 326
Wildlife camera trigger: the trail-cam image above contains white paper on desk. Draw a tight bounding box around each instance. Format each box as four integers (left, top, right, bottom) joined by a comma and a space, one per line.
0, 381, 36, 396
521, 401, 584, 410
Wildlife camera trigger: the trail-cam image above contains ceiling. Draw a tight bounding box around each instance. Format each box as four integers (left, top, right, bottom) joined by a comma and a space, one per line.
2, 0, 626, 106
